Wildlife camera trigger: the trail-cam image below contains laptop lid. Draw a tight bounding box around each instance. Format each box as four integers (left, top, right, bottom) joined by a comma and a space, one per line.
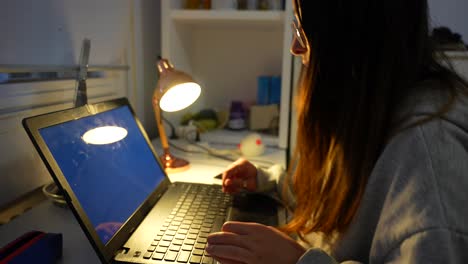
23, 98, 172, 263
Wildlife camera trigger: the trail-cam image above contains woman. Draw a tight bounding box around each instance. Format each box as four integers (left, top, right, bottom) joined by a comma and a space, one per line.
206, 0, 468, 263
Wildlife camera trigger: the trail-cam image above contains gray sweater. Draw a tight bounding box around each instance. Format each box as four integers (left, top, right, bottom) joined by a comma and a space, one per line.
256, 83, 468, 263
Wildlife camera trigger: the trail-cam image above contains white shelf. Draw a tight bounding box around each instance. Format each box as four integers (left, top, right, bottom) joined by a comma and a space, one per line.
162, 0, 294, 149
171, 10, 285, 26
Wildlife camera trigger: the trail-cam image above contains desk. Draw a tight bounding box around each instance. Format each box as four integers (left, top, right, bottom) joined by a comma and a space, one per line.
0, 130, 285, 263
0, 201, 101, 264
163, 129, 286, 184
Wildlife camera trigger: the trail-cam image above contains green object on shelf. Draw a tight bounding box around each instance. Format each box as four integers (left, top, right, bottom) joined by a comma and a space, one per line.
194, 119, 218, 132
180, 109, 219, 132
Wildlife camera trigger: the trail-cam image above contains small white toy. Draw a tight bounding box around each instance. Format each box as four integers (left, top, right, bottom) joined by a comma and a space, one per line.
239, 133, 265, 157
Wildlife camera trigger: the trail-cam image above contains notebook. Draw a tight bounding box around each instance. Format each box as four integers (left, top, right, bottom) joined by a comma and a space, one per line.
22, 98, 285, 264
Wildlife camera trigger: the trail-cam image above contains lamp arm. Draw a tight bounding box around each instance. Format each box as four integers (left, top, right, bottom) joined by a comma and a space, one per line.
153, 100, 170, 154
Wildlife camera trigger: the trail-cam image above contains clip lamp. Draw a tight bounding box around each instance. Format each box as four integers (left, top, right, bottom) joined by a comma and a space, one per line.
153, 58, 201, 173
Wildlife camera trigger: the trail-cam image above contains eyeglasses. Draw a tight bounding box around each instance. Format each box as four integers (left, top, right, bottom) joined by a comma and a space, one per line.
292, 18, 307, 49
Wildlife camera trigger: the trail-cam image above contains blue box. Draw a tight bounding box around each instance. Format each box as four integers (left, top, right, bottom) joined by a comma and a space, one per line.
257, 76, 271, 105
270, 76, 281, 104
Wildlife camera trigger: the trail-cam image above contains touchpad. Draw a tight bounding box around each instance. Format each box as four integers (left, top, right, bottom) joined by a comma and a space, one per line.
227, 193, 281, 227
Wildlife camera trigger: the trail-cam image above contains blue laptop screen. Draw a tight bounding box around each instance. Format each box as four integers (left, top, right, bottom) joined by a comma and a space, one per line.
39, 106, 165, 244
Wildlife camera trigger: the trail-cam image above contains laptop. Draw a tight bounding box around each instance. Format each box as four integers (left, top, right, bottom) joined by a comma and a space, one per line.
22, 98, 285, 264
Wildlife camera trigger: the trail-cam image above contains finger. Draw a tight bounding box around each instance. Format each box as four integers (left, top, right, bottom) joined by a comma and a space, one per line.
221, 221, 264, 235
224, 178, 245, 191
223, 165, 242, 180
206, 244, 252, 263
224, 158, 245, 173
207, 232, 248, 249
222, 179, 240, 194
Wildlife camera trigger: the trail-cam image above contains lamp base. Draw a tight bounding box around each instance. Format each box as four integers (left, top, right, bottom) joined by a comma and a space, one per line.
160, 153, 190, 173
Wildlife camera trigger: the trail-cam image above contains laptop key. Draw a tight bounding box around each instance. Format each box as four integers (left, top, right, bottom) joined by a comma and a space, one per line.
180, 224, 191, 230
200, 227, 210, 233
147, 246, 156, 252
166, 230, 177, 236
159, 240, 171, 247
198, 232, 209, 238
187, 233, 197, 240
182, 244, 193, 251
165, 251, 178, 261
169, 225, 179, 231
172, 240, 183, 246
194, 243, 205, 250
170, 245, 181, 252
188, 229, 199, 234
184, 239, 196, 245
191, 224, 201, 229
152, 253, 165, 260
156, 246, 168, 253
163, 235, 174, 241
192, 249, 204, 256
175, 234, 186, 240
178, 229, 188, 235
190, 255, 202, 263
143, 251, 153, 259
202, 223, 213, 228
201, 256, 213, 264
177, 251, 190, 262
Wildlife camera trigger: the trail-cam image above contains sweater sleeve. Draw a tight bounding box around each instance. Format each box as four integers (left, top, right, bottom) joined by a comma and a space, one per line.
295, 228, 468, 264
383, 228, 468, 263
256, 164, 296, 209
296, 249, 362, 264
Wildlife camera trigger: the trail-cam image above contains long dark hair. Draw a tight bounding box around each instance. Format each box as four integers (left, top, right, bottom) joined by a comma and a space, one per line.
284, 0, 467, 238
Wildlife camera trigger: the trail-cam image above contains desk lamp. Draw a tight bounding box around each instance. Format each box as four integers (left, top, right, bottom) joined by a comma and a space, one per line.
153, 57, 201, 173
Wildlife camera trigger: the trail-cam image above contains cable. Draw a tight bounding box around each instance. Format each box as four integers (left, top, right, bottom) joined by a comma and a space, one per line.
162, 115, 178, 139
42, 182, 67, 206
182, 130, 275, 168
161, 118, 276, 168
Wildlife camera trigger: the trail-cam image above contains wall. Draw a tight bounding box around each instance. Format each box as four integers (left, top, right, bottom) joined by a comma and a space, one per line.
132, 0, 161, 138
0, 0, 161, 208
429, 0, 468, 43
1, 0, 132, 66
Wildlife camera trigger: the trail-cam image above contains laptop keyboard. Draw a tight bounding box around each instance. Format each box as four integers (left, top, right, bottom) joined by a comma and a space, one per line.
143, 184, 231, 263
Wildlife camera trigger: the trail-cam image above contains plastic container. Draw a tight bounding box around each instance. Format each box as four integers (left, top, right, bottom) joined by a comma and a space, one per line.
227, 101, 247, 130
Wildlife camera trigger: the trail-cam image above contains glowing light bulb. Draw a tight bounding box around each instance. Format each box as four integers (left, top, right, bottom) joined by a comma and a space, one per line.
160, 82, 201, 112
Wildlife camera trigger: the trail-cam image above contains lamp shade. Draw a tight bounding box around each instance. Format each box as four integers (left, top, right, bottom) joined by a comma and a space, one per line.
154, 59, 201, 112
152, 58, 201, 173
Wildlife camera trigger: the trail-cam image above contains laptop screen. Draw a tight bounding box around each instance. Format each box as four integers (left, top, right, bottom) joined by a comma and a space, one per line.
39, 105, 165, 244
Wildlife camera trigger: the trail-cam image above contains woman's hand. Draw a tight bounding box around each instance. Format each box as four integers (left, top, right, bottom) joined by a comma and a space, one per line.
222, 158, 258, 194
206, 221, 306, 264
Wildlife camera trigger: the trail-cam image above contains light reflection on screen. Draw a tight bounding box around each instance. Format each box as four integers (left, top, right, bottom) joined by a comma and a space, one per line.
39, 106, 166, 244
